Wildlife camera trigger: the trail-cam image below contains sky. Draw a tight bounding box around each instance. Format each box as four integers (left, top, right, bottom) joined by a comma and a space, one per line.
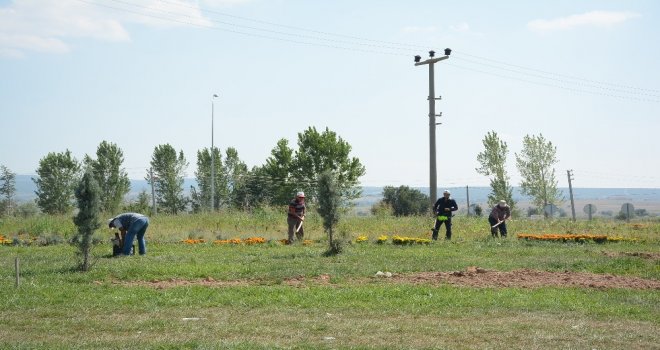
1, 0, 659, 189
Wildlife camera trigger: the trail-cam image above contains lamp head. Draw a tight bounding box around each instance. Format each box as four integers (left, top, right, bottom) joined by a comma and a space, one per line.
429, 50, 435, 57
414, 55, 421, 63
444, 48, 452, 56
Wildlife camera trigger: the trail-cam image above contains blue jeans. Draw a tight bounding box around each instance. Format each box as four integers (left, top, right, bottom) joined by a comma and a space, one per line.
123, 216, 149, 255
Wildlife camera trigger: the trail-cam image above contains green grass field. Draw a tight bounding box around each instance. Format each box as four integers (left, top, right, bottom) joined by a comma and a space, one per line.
1, 212, 658, 349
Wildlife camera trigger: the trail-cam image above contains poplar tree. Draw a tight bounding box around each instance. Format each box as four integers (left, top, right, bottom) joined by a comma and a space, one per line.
476, 131, 515, 211
0, 164, 16, 216
262, 139, 297, 206
148, 144, 188, 214
193, 147, 223, 211
515, 134, 562, 213
86, 141, 131, 213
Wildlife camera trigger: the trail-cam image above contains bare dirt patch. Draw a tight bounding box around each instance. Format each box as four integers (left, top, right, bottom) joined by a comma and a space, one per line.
387, 267, 660, 290
107, 268, 659, 290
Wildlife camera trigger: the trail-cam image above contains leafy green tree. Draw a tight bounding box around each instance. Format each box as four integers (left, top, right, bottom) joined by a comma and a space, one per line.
33, 150, 81, 214
476, 131, 515, 211
85, 141, 131, 213
233, 165, 272, 210
193, 147, 224, 211
223, 147, 249, 208
380, 186, 429, 216
316, 170, 342, 255
515, 134, 562, 213
73, 171, 101, 272
148, 144, 188, 214
293, 127, 366, 201
262, 139, 297, 206
0, 164, 16, 216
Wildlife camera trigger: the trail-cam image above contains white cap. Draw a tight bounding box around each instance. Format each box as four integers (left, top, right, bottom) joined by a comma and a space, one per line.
443, 190, 450, 194
498, 200, 507, 206
296, 191, 305, 198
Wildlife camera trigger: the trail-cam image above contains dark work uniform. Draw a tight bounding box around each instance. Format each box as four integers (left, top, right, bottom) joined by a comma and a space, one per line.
432, 197, 458, 240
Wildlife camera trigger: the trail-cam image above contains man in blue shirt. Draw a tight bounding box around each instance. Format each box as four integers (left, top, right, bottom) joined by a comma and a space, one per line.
108, 212, 149, 255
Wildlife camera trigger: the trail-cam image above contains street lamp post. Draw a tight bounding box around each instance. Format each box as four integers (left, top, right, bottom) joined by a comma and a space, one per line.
211, 93, 219, 211
414, 49, 450, 208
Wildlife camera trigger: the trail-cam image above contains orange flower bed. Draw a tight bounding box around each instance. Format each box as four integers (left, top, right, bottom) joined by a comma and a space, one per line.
181, 238, 206, 244
0, 235, 12, 245
213, 237, 267, 245
244, 237, 266, 245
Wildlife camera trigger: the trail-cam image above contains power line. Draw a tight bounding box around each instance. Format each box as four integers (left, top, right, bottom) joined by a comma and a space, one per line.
73, 0, 660, 103
451, 55, 660, 99
445, 63, 660, 103
457, 51, 659, 93
155, 0, 429, 50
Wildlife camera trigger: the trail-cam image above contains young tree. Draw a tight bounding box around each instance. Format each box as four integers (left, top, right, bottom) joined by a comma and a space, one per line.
515, 134, 562, 213
294, 127, 366, 201
33, 150, 81, 214
148, 144, 188, 214
0, 164, 17, 216
476, 131, 515, 211
73, 171, 101, 272
86, 141, 131, 213
316, 170, 342, 255
380, 186, 429, 216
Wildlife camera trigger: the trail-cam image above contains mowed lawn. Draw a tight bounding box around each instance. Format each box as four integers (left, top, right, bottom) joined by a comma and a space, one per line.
1, 214, 659, 349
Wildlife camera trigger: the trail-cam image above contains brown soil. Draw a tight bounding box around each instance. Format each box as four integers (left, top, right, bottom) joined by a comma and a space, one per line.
108, 268, 659, 290
387, 267, 660, 290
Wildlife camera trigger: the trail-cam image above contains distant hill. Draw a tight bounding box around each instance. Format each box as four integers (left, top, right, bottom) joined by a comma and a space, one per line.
10, 175, 660, 208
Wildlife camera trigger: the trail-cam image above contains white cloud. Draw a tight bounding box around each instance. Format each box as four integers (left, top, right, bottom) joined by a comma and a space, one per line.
0, 0, 131, 56
528, 10, 641, 32
449, 22, 470, 33
0, 0, 252, 58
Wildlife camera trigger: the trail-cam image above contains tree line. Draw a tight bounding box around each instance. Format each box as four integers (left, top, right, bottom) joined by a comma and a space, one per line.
0, 126, 365, 216
375, 132, 562, 218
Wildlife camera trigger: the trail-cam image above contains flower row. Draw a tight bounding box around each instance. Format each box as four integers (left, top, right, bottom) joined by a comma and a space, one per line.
0, 235, 11, 245
356, 235, 431, 245
180, 237, 313, 245
517, 234, 633, 243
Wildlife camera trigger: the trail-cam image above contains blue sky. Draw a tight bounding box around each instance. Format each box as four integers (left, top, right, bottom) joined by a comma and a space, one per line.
1, 0, 659, 189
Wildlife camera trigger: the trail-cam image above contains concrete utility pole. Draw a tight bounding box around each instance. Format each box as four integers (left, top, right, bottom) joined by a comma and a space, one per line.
149, 167, 157, 215
211, 94, 219, 211
466, 185, 471, 216
567, 170, 576, 222
414, 48, 451, 208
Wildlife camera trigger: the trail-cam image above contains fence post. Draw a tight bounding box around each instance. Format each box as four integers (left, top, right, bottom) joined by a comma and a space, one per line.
15, 256, 20, 288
